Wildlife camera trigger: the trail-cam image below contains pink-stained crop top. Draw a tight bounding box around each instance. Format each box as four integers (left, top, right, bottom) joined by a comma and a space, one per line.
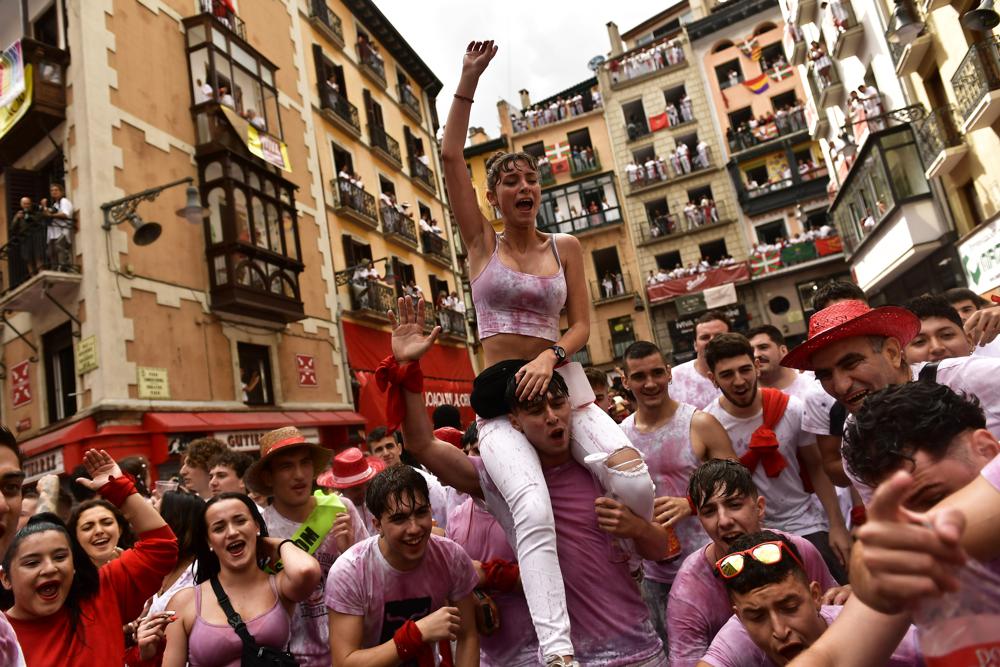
471, 233, 568, 342
188, 575, 291, 667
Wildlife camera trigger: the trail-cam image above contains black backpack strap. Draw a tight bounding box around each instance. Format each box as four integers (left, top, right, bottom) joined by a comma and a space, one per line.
918, 361, 940, 384
210, 576, 258, 650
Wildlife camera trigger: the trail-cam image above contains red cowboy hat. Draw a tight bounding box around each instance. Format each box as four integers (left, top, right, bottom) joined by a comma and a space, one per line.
244, 426, 332, 495
317, 447, 385, 489
781, 299, 920, 371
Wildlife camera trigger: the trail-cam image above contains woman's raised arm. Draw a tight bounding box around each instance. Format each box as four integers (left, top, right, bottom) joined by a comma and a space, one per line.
441, 40, 497, 257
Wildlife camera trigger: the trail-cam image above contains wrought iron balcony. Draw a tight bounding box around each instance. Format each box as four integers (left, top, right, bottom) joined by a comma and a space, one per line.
539, 207, 624, 236
607, 32, 688, 90
208, 243, 305, 322
0, 215, 80, 312
951, 36, 1000, 133
369, 125, 402, 168
319, 89, 361, 136
409, 156, 436, 193
398, 83, 422, 122
809, 60, 844, 109
356, 42, 387, 88
591, 272, 636, 304
627, 147, 713, 193
308, 0, 344, 48
737, 167, 829, 216
200, 0, 245, 39
912, 105, 968, 180
331, 177, 378, 229
638, 200, 734, 244
569, 147, 601, 177
432, 306, 468, 341
421, 230, 451, 266
347, 277, 394, 321
888, 23, 932, 76
380, 206, 418, 248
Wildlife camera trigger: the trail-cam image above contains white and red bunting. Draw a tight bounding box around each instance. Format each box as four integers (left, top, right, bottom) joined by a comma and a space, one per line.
10, 360, 31, 408
296, 354, 317, 387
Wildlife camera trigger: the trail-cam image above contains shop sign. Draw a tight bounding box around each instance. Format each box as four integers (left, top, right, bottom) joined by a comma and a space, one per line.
138, 367, 170, 399
23, 448, 63, 483
958, 217, 1000, 294
676, 293, 706, 316
10, 360, 31, 408
214, 427, 321, 453
296, 354, 317, 387
76, 336, 98, 375
15, 417, 30, 432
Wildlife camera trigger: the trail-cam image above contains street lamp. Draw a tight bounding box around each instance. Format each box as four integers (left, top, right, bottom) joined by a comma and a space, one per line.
101, 177, 205, 246
887, 0, 925, 44
962, 0, 1000, 31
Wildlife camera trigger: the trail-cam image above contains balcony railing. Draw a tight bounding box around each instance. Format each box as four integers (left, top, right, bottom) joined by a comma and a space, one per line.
357, 42, 386, 86
332, 177, 378, 227
0, 216, 77, 294
750, 235, 843, 276
409, 155, 436, 192
912, 106, 968, 179
511, 96, 604, 134
539, 207, 624, 235
607, 34, 687, 89
951, 36, 1000, 133
539, 161, 556, 186
433, 306, 468, 339
201, 0, 245, 39
591, 272, 636, 303
628, 146, 712, 193
309, 0, 344, 47
728, 112, 808, 154
380, 206, 418, 247
569, 147, 601, 177
398, 83, 422, 121
320, 89, 361, 135
421, 230, 450, 264
209, 243, 305, 322
809, 60, 844, 109
829, 0, 863, 59
369, 125, 402, 167
348, 277, 395, 319
640, 200, 733, 243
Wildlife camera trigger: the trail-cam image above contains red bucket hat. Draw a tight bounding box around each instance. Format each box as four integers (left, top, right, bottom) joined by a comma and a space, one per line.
781, 300, 920, 371
317, 447, 385, 489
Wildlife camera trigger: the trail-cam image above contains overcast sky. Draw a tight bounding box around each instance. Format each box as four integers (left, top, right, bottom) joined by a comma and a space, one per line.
373, 1, 673, 141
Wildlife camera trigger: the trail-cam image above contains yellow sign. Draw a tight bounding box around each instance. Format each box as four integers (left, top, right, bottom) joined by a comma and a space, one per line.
0, 63, 31, 142
137, 367, 170, 399
247, 124, 291, 172
75, 336, 98, 375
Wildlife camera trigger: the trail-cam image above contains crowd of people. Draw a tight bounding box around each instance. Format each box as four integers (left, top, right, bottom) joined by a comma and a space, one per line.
725, 102, 808, 153
608, 38, 687, 84
646, 255, 740, 285
510, 91, 603, 133
193, 78, 268, 131
646, 196, 722, 238
7, 183, 75, 277
750, 224, 836, 258
626, 141, 712, 189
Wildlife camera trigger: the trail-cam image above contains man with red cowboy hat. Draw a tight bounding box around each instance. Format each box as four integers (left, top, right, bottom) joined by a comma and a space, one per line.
248, 426, 368, 667
702, 333, 849, 583
318, 447, 385, 538
782, 299, 1000, 503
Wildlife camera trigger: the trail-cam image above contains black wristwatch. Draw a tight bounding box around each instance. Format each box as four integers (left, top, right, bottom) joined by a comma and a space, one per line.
549, 345, 566, 362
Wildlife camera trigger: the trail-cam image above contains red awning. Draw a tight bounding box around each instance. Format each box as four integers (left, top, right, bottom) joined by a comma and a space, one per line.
341, 321, 476, 429
143, 410, 366, 433
19, 417, 97, 457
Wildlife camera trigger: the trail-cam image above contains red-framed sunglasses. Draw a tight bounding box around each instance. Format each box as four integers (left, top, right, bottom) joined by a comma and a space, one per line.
715, 540, 806, 579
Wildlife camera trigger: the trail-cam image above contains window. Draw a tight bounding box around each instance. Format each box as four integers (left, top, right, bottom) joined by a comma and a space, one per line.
755, 219, 787, 244
675, 131, 698, 154
728, 107, 754, 128
744, 164, 769, 187
379, 175, 396, 198
959, 181, 985, 228
33, 4, 60, 48
567, 128, 593, 150
771, 90, 797, 112
43, 322, 76, 424
341, 235, 372, 269
632, 145, 656, 165
759, 42, 785, 70
794, 149, 814, 165
663, 84, 687, 110
687, 184, 714, 204
521, 141, 545, 159
418, 202, 433, 222
622, 99, 650, 140
364, 90, 386, 129
238, 343, 274, 406
428, 275, 449, 302
609, 316, 636, 359
391, 258, 415, 298
332, 143, 354, 176
592, 247, 623, 280
711, 40, 735, 54
656, 250, 682, 270
754, 22, 778, 36
699, 238, 728, 263
537, 172, 621, 233
715, 59, 743, 89
804, 209, 830, 231
644, 198, 670, 221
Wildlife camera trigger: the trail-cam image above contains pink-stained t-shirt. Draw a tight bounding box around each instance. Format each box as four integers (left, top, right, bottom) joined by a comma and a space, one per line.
701, 605, 924, 667
324, 534, 480, 660
0, 613, 24, 667
446, 496, 542, 667
704, 395, 828, 535
264, 495, 369, 667
670, 359, 721, 410
473, 457, 668, 666
983, 452, 1000, 492
666, 530, 837, 667
620, 403, 709, 584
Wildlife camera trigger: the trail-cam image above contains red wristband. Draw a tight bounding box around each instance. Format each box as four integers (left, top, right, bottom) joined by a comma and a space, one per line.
98, 473, 138, 507
375, 355, 424, 431
849, 504, 867, 528
392, 619, 425, 661
482, 559, 520, 592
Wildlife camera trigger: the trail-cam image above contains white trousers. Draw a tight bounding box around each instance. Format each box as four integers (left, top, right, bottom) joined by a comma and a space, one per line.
477, 364, 655, 659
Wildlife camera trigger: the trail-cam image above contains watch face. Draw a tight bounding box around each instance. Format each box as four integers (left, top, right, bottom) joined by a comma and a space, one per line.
553, 345, 566, 360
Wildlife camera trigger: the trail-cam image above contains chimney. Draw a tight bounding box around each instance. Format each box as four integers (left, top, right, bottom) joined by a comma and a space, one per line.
607, 21, 624, 57
467, 127, 490, 145
519, 89, 531, 109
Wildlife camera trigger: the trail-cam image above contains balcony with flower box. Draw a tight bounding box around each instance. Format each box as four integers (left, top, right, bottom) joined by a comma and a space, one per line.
951, 35, 1000, 134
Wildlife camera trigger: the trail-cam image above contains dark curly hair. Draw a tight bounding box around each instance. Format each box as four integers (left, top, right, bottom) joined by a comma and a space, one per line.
704, 333, 754, 372
504, 365, 569, 413
366, 465, 430, 519
905, 293, 964, 329
843, 382, 986, 488
688, 459, 759, 511
485, 151, 538, 192
720, 530, 807, 597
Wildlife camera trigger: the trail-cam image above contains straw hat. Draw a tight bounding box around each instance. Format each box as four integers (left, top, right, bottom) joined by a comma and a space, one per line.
244, 426, 332, 495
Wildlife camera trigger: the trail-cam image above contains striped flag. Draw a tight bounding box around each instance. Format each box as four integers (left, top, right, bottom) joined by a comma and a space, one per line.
743, 74, 770, 94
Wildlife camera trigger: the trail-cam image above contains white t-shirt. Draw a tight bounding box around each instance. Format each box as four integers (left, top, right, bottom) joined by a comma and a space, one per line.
48, 197, 73, 241
973, 337, 1000, 359
705, 395, 828, 535
671, 359, 721, 410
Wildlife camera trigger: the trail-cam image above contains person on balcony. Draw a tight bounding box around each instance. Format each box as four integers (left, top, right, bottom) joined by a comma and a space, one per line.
195, 78, 214, 104
449, 291, 466, 314
602, 273, 615, 299
727, 70, 739, 89
809, 42, 833, 87
645, 157, 659, 182
429, 219, 443, 236
670, 39, 685, 65
680, 91, 694, 123
666, 101, 680, 128
677, 142, 692, 174
351, 261, 381, 310
859, 85, 884, 130
827, 0, 850, 32
245, 109, 266, 131
684, 201, 701, 230
217, 85, 235, 109
11, 196, 43, 276
324, 74, 340, 108
696, 140, 710, 170
40, 184, 73, 272
442, 40, 664, 667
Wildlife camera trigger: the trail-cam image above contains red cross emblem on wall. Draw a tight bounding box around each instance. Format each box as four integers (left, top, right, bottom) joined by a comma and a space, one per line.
10, 360, 31, 408
296, 354, 317, 387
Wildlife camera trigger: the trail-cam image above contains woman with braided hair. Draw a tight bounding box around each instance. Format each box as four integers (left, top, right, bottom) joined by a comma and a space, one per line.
440, 40, 660, 667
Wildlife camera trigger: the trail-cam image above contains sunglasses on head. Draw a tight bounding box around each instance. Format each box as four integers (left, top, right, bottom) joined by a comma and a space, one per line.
715, 540, 806, 579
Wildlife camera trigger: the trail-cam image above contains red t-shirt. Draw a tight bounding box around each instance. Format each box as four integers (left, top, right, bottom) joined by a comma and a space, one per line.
9, 524, 177, 666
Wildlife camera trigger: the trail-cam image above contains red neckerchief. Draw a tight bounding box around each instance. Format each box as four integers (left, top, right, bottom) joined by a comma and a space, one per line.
375, 356, 423, 431
740, 388, 790, 477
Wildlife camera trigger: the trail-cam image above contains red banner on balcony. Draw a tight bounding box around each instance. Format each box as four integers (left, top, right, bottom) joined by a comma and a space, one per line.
649, 112, 669, 131
815, 236, 843, 256
646, 263, 750, 303
342, 322, 475, 429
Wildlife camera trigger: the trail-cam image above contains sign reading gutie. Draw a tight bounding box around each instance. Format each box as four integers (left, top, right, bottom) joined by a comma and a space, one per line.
646, 262, 750, 303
